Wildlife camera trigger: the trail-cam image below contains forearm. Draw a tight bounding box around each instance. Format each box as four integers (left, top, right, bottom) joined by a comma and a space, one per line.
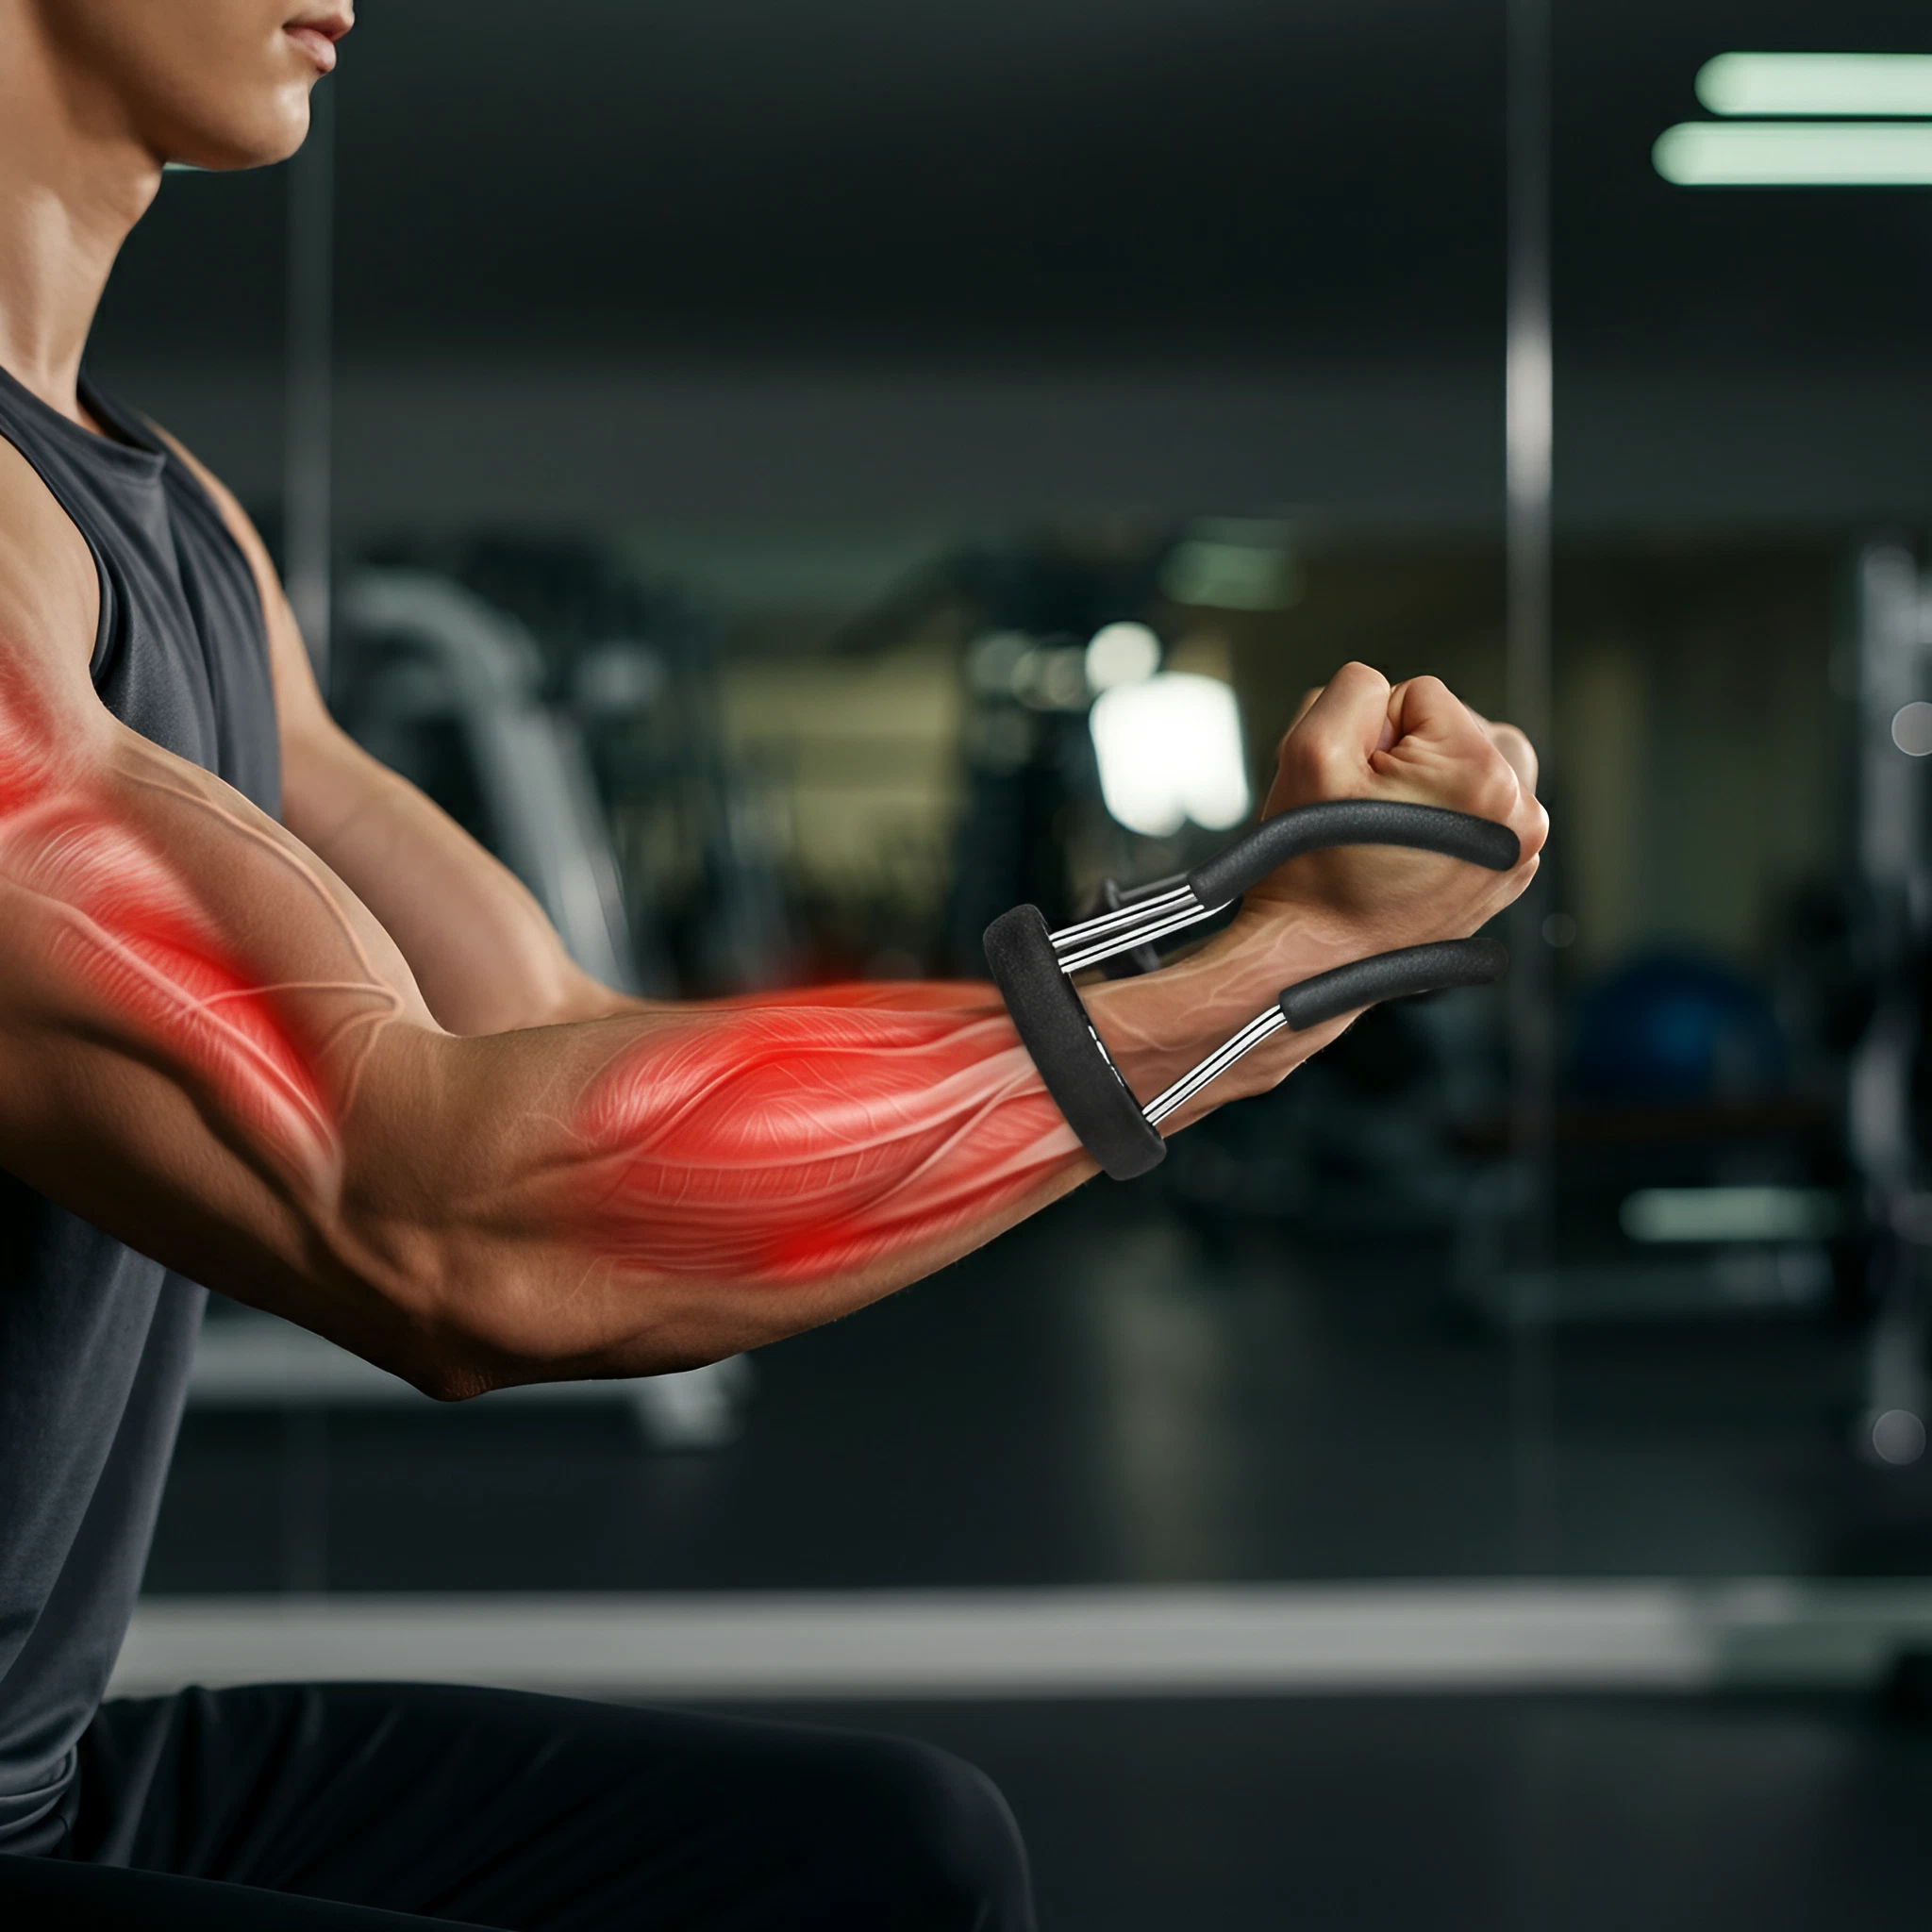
282, 720, 623, 1035
0, 690, 1290, 1395
367, 928, 1372, 1391
372, 989, 1081, 1387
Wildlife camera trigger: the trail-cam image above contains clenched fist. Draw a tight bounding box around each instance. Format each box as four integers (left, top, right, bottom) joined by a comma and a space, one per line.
1087, 661, 1545, 1115
1240, 661, 1546, 958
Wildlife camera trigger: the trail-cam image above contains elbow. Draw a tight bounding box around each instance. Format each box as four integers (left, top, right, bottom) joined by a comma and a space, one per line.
388, 1314, 508, 1403
397, 1334, 741, 1406
360, 1236, 738, 1400
316, 1216, 530, 1402
327, 1290, 509, 1406
377, 1258, 548, 1402
371, 1307, 550, 1406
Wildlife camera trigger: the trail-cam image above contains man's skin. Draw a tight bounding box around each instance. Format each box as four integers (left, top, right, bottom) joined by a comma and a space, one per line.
0, 0, 1546, 1399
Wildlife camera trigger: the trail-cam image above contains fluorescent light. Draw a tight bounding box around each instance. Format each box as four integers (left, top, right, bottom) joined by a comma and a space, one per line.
1085, 622, 1161, 692
1159, 521, 1301, 612
1090, 673, 1250, 839
1619, 1186, 1840, 1245
1655, 120, 1932, 185
1696, 53, 1932, 118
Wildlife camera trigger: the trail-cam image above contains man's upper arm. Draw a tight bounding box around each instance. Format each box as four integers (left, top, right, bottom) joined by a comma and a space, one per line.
0, 437, 462, 1357
0, 432, 98, 694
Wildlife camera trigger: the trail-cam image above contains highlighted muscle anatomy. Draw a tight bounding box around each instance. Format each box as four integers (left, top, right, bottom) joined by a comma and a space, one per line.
1, 666, 1080, 1298
0, 677, 380, 1190
567, 987, 1079, 1284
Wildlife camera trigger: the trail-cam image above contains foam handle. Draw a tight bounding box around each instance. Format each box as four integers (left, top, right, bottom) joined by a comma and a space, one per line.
1276, 936, 1509, 1031
1188, 801, 1519, 909
983, 905, 1168, 1180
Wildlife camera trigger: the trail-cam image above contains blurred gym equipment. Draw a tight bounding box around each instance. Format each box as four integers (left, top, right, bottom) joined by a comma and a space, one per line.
926, 538, 1174, 967
374, 537, 796, 994
1571, 954, 1786, 1104
1455, 944, 1849, 1329
334, 569, 645, 994
1847, 541, 1932, 1464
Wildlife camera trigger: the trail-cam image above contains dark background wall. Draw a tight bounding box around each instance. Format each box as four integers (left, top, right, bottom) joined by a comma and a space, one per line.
79, 0, 1932, 534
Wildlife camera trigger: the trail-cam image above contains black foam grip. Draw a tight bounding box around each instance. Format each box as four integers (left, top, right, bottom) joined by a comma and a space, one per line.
1277, 936, 1508, 1031
1188, 801, 1519, 908
984, 905, 1168, 1180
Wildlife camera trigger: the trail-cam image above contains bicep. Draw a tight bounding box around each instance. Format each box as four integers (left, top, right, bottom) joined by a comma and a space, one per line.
0, 647, 447, 1338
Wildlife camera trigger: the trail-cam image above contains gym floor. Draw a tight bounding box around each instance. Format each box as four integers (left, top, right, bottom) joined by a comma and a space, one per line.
146, 1187, 1929, 1593
139, 1189, 1932, 1927
728, 1692, 1932, 1932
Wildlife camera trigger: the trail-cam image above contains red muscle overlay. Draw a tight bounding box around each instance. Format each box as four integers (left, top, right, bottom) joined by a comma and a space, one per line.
2, 660, 1077, 1287
569, 987, 1078, 1283
0, 665, 389, 1186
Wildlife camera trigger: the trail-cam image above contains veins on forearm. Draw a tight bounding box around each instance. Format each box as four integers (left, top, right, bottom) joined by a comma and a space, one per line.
551, 986, 1082, 1286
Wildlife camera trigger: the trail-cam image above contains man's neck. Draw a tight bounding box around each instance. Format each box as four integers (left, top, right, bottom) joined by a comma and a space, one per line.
0, 4, 161, 427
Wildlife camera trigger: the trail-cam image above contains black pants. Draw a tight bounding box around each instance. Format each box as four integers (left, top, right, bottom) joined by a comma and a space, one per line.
0, 1682, 1035, 1930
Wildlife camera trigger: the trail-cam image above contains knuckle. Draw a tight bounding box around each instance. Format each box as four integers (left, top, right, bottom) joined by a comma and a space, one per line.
1459, 755, 1521, 824
1298, 741, 1355, 791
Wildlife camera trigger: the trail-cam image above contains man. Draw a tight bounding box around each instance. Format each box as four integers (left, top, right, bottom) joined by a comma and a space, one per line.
0, 3, 1546, 1926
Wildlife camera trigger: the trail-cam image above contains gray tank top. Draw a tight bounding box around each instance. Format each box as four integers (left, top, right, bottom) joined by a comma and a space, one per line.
0, 361, 281, 1851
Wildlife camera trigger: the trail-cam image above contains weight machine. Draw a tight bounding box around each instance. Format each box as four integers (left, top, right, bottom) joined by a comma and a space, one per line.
1849, 541, 1932, 1465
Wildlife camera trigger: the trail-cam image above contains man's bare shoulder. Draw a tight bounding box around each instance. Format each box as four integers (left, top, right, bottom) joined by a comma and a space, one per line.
0, 431, 98, 686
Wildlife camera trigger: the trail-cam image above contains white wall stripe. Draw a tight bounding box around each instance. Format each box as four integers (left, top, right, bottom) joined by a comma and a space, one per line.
109, 1581, 1932, 1701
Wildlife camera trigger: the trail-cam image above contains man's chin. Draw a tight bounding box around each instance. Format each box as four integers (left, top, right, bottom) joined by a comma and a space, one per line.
166, 121, 311, 175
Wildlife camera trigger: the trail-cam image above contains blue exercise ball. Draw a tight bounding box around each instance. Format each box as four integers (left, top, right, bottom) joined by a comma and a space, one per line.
1571, 952, 1785, 1104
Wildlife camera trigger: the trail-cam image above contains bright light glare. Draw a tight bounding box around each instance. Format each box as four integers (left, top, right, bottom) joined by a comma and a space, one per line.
1655, 120, 1932, 184
1893, 701, 1932, 756
1159, 524, 1300, 612
1696, 53, 1932, 117
1873, 1407, 1928, 1466
1090, 673, 1250, 838
1619, 1186, 1840, 1244
1085, 622, 1162, 692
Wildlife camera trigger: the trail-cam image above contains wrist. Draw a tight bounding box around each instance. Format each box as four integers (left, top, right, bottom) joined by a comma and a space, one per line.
1082, 907, 1363, 1112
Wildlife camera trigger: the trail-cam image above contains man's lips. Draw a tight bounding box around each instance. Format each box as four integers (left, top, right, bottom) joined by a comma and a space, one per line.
285, 21, 345, 73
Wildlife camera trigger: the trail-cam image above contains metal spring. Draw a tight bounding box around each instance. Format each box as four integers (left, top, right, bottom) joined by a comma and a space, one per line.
1049, 883, 1200, 958
1142, 1006, 1286, 1125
